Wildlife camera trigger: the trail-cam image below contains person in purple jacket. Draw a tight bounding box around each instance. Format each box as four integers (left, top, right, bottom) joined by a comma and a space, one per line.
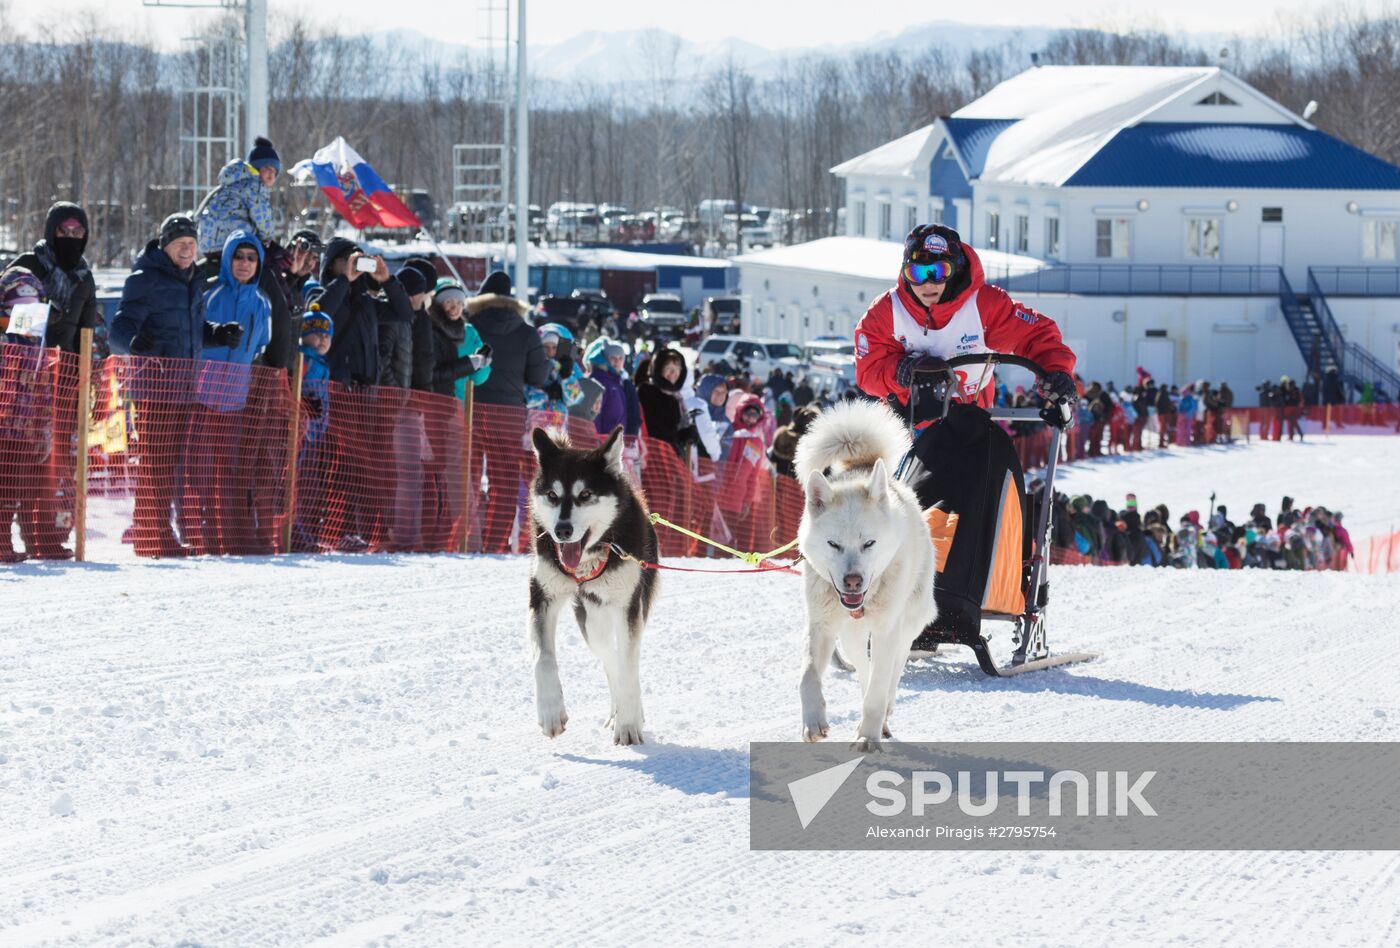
585, 337, 640, 437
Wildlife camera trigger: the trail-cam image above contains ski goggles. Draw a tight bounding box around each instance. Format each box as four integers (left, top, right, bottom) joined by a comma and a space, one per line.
902, 258, 955, 286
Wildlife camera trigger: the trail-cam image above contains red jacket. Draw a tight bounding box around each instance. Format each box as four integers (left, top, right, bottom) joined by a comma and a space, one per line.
853, 245, 1076, 408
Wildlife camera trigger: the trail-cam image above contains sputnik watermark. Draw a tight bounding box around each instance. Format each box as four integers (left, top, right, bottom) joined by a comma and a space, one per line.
751, 742, 1400, 850
865, 768, 1156, 817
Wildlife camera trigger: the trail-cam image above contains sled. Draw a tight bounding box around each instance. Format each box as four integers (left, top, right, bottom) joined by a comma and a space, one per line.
897, 353, 1101, 677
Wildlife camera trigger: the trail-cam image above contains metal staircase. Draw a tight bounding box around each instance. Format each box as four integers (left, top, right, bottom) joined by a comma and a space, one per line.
1305, 270, 1400, 399
1275, 271, 1343, 377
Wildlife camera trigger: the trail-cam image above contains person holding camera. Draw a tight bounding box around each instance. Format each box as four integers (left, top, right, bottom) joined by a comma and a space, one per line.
314, 237, 414, 550
317, 238, 414, 386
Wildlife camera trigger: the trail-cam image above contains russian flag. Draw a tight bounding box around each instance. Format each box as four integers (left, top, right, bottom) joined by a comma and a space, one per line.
290, 137, 421, 230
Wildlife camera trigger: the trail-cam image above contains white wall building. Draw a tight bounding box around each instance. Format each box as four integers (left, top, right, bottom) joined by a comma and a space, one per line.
736, 66, 1400, 402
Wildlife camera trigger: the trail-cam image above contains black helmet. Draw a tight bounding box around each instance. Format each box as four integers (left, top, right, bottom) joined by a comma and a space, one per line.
903, 223, 963, 266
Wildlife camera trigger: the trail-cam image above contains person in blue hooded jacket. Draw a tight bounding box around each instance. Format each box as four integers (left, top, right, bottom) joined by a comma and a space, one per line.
110, 214, 243, 557
189, 230, 273, 554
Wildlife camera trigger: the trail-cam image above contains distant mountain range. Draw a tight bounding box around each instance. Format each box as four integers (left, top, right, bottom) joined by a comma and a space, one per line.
369, 20, 1240, 88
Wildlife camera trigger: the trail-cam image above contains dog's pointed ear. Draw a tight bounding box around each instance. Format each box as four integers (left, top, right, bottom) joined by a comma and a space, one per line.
867, 458, 890, 505
805, 469, 834, 511
601, 426, 625, 474
532, 427, 559, 461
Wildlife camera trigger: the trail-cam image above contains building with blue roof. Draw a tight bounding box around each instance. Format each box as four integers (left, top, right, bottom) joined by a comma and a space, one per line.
737, 65, 1400, 402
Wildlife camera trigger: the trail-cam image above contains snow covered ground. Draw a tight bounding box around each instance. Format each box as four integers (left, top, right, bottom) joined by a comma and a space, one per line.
3, 438, 1399, 947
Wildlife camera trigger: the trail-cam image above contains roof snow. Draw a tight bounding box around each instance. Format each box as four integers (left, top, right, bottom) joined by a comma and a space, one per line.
830, 124, 936, 179
957, 66, 1223, 187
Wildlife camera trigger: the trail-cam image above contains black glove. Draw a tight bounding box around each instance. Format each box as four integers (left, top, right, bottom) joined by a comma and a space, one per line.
206, 321, 244, 348
128, 331, 156, 356
894, 352, 923, 389
1038, 371, 1077, 403
544, 381, 564, 401
1037, 371, 1078, 430
556, 355, 573, 376
894, 352, 946, 389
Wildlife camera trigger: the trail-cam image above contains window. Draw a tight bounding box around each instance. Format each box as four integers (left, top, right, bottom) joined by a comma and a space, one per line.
1014, 213, 1029, 254
1363, 219, 1399, 261
1196, 91, 1239, 106
930, 201, 944, 227
878, 202, 892, 240
904, 204, 918, 236
1262, 207, 1283, 222
985, 209, 1000, 249
1095, 218, 1130, 259
853, 201, 866, 237
1045, 217, 1061, 258
1186, 217, 1222, 259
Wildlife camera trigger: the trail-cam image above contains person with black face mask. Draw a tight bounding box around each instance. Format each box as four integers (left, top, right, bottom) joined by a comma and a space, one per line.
0, 201, 101, 560
4, 201, 98, 354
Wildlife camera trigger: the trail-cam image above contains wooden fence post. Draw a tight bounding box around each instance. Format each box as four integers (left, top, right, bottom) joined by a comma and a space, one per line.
74, 328, 93, 562
281, 354, 305, 553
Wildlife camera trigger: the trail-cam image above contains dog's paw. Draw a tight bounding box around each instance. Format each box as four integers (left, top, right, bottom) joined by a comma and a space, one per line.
882, 722, 892, 739
850, 736, 883, 754
802, 720, 830, 742
538, 702, 569, 739
613, 720, 644, 746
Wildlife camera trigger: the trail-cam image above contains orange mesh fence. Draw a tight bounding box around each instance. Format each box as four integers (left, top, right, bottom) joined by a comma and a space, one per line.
1, 342, 79, 561
1357, 528, 1400, 574
95, 354, 293, 556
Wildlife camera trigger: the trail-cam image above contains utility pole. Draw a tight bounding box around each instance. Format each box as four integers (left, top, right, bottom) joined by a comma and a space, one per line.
515, 0, 530, 302
244, 0, 268, 150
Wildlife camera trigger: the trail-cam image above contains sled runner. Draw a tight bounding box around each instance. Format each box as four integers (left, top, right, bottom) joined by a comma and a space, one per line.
895, 353, 1100, 677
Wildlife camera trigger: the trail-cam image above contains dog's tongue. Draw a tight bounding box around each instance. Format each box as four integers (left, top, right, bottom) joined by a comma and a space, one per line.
559, 540, 584, 571
840, 591, 865, 609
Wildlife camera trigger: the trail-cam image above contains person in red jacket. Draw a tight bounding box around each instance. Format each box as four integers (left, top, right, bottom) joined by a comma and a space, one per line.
854, 224, 1077, 424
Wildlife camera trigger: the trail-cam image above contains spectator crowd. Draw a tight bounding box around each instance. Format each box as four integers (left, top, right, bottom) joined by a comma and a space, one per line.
1050, 491, 1356, 571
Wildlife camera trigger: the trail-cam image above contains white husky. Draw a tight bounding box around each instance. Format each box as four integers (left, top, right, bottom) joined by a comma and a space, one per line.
795, 400, 936, 752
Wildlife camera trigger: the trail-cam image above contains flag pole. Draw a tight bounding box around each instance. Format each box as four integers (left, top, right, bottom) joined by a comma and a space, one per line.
417, 228, 468, 289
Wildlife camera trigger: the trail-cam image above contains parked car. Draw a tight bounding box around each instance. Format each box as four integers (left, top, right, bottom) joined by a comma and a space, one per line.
703, 296, 742, 335
636, 293, 687, 339
570, 288, 616, 325
696, 335, 805, 381
804, 353, 858, 400
803, 337, 855, 363
534, 295, 591, 334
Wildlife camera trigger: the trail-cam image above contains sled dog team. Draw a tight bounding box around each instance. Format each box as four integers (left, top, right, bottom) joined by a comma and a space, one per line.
528, 399, 932, 751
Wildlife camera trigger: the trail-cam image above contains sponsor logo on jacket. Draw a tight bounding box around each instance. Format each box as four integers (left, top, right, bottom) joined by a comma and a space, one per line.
1014, 308, 1039, 325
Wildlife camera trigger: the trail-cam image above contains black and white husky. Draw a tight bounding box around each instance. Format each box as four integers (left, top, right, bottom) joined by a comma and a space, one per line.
528, 426, 659, 745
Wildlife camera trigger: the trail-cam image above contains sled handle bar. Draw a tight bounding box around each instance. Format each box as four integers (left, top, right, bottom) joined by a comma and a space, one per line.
907, 352, 1073, 426
910, 352, 1051, 379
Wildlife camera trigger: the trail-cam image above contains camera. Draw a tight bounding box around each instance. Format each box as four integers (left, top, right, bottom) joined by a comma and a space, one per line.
354, 256, 378, 274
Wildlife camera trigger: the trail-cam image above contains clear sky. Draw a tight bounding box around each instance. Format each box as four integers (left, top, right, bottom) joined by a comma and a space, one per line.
12, 0, 1341, 50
